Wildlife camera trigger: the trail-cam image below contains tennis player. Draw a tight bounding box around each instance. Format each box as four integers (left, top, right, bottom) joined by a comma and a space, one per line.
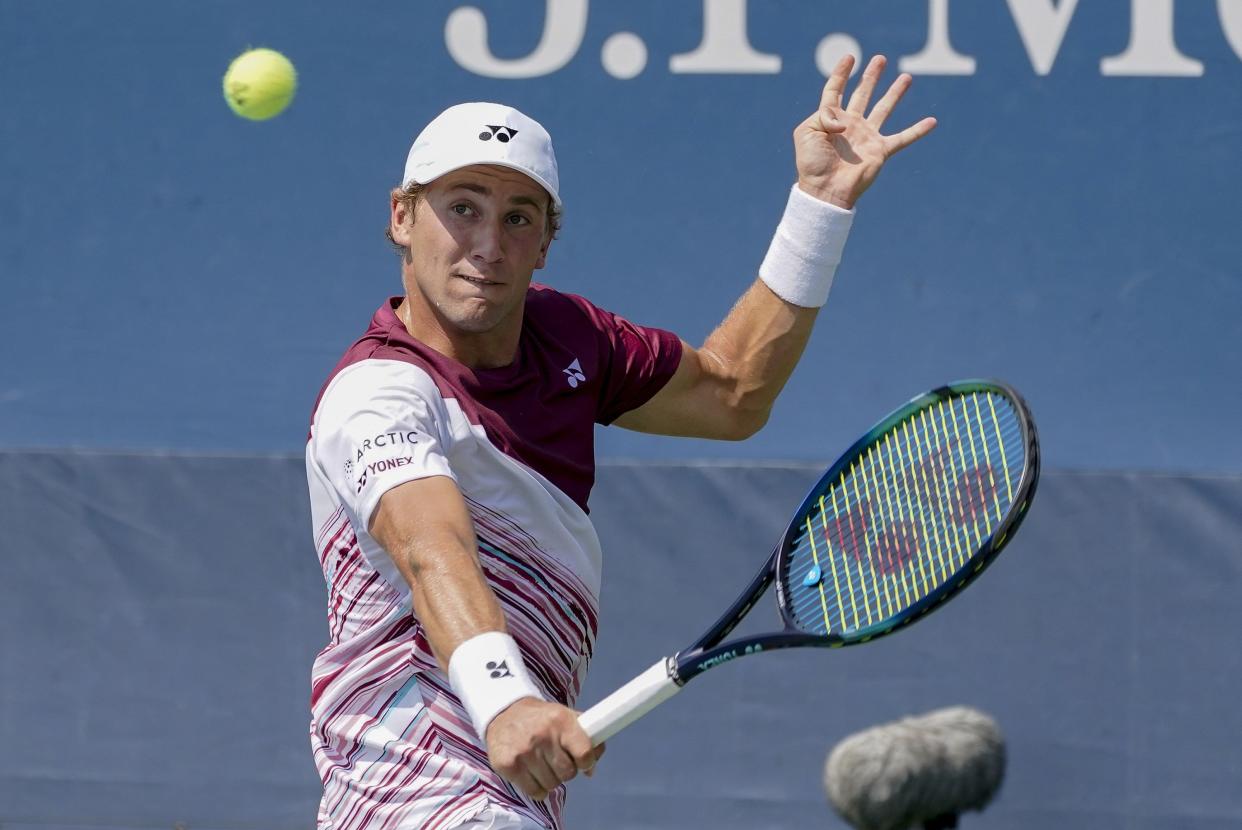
305, 54, 934, 830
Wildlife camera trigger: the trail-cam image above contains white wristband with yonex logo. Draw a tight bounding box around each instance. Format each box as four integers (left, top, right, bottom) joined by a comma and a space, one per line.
448, 631, 545, 740
758, 184, 855, 308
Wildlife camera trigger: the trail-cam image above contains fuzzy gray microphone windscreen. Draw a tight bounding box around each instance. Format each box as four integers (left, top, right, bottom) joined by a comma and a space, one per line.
823, 706, 1005, 830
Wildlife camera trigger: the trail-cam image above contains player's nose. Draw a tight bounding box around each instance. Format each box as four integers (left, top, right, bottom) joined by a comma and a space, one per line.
469, 220, 505, 264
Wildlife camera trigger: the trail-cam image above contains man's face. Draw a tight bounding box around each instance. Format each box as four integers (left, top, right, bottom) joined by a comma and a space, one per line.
395, 164, 553, 336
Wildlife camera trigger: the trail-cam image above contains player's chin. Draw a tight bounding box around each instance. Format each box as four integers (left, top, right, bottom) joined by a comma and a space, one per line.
443, 297, 510, 334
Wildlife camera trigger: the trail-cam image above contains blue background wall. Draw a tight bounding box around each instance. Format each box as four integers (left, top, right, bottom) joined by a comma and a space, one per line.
3, 2, 1242, 828
2, 0, 1240, 469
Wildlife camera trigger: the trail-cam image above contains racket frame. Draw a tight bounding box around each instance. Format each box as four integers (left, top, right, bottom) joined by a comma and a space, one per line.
668, 379, 1039, 686
579, 379, 1039, 744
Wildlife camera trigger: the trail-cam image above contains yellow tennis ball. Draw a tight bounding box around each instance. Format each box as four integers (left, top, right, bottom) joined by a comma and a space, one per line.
223, 48, 297, 121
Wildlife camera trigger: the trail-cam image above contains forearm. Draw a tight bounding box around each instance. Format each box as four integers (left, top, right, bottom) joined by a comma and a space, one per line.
369, 480, 506, 673
370, 478, 546, 742
699, 184, 854, 429
616, 185, 853, 441
698, 279, 820, 431
402, 534, 508, 673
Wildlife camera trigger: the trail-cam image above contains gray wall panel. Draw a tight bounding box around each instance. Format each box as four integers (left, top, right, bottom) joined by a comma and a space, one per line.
2, 453, 1240, 828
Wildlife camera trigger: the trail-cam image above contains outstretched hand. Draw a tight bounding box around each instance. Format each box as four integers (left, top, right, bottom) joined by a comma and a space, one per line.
794, 54, 937, 209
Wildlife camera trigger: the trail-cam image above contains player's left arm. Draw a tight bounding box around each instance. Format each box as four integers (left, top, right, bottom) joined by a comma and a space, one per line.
615, 54, 936, 441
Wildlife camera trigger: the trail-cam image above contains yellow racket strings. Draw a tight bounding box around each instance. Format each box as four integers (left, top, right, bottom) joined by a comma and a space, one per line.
785, 392, 1026, 637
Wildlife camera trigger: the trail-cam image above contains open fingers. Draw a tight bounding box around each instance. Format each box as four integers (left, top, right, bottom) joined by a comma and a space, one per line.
867, 72, 912, 128
818, 54, 855, 112
883, 116, 939, 156
846, 55, 886, 116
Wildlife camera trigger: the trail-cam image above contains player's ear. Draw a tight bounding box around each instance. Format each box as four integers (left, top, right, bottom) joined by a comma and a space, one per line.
390, 188, 414, 246
535, 199, 557, 270
535, 234, 551, 270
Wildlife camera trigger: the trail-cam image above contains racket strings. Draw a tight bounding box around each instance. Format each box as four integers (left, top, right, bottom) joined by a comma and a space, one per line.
784, 391, 1026, 638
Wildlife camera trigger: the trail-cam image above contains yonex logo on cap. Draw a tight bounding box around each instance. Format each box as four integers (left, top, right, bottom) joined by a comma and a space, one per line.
479, 125, 519, 142
403, 102, 562, 207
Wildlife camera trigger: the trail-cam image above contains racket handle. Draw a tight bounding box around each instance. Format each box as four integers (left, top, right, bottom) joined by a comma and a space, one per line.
578, 657, 682, 746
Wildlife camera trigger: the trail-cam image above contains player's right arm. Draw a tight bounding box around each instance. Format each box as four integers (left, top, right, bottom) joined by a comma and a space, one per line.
312, 362, 599, 800
368, 475, 602, 799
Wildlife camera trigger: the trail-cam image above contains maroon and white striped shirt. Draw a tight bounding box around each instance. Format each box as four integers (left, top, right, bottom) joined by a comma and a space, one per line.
305, 286, 682, 829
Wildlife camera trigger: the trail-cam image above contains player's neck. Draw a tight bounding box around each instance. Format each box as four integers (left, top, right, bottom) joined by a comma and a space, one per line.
396, 295, 521, 370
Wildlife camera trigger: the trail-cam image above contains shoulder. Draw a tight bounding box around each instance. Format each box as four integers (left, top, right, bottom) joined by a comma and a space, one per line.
312, 358, 449, 438
310, 298, 458, 425
321, 359, 442, 408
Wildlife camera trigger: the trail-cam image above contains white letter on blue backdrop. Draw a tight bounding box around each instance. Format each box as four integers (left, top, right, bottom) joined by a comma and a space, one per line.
1219, 0, 1242, 61
900, 0, 977, 75
670, 0, 781, 74
1004, 0, 1081, 75
445, 0, 588, 78
1101, 0, 1203, 76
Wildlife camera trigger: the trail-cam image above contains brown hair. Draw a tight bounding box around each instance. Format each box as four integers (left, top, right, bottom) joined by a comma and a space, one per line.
385, 181, 562, 257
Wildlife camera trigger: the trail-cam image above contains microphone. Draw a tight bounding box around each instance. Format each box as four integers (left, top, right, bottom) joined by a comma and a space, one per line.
823, 706, 1005, 830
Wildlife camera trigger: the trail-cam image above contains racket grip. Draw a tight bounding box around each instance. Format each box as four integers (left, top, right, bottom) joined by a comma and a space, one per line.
578, 657, 681, 746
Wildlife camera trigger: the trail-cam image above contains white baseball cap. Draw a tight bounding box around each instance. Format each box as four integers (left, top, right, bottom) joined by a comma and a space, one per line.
402, 102, 561, 209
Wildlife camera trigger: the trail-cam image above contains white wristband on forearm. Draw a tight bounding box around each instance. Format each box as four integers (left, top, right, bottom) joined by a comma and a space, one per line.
448, 631, 545, 740
758, 184, 856, 308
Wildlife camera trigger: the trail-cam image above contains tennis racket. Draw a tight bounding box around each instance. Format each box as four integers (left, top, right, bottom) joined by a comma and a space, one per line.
578, 379, 1039, 746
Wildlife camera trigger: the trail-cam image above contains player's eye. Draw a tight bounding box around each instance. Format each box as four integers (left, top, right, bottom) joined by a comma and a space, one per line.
451, 203, 474, 217
506, 213, 532, 226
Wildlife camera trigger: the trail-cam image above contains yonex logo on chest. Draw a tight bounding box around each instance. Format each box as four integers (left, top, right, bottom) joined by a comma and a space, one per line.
479, 125, 518, 142
563, 358, 587, 388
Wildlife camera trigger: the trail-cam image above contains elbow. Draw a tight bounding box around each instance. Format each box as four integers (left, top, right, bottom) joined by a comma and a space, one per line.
696, 351, 772, 440
710, 382, 771, 440
721, 406, 769, 441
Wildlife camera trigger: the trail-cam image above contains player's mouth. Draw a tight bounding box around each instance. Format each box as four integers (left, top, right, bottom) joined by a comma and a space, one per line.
455, 273, 502, 287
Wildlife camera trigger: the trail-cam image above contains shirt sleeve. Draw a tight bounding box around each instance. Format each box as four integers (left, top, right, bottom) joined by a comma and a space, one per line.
572, 298, 684, 426
311, 360, 458, 528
